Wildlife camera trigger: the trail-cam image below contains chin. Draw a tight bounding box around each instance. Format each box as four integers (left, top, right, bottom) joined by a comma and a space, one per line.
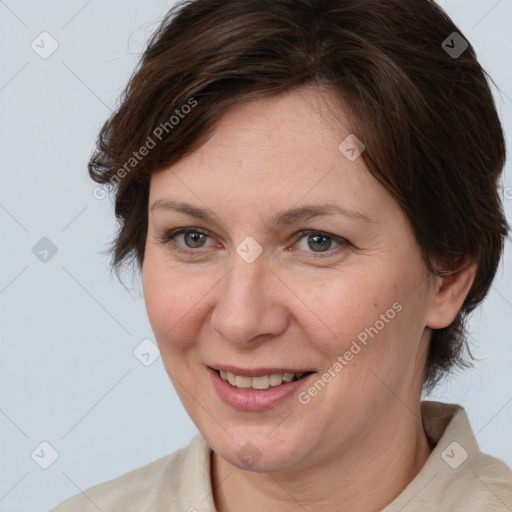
207, 428, 312, 473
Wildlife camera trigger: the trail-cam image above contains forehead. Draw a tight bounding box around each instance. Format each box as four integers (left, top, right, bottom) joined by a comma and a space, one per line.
148, 87, 396, 225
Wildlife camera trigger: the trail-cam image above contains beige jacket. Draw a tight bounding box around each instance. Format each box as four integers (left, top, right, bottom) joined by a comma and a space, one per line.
50, 401, 512, 511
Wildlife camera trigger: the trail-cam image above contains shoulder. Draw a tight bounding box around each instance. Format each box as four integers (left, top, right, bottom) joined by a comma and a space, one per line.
428, 401, 512, 509
438, 449, 512, 510
385, 401, 512, 511
428, 401, 512, 510
48, 435, 202, 512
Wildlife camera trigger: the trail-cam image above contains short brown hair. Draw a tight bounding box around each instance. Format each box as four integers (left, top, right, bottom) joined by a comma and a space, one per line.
89, 0, 509, 392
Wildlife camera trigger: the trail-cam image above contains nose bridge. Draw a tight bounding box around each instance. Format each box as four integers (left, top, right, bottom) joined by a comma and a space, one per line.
211, 248, 283, 345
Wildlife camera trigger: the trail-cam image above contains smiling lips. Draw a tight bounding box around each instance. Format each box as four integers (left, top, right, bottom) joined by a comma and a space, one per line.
210, 365, 315, 391
208, 365, 317, 411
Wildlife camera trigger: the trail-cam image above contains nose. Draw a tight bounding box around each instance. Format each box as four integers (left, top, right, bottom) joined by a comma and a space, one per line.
210, 249, 288, 348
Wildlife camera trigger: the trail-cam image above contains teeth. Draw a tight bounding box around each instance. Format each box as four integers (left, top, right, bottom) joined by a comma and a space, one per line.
219, 370, 307, 390
235, 375, 252, 388
269, 374, 283, 386
282, 373, 295, 382
252, 375, 270, 390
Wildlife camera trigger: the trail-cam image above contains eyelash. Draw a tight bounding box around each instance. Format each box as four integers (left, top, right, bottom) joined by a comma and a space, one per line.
156, 227, 350, 258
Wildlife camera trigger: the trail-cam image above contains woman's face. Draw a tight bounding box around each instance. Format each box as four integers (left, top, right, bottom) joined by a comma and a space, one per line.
143, 86, 435, 472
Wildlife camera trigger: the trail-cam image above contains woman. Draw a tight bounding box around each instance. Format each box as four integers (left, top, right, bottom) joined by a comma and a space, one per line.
50, 0, 512, 510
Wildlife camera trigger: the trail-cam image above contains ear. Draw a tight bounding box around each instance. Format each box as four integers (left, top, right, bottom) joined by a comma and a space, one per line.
425, 259, 478, 330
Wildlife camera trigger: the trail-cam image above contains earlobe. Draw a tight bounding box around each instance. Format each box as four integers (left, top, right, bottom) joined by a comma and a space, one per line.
425, 260, 478, 330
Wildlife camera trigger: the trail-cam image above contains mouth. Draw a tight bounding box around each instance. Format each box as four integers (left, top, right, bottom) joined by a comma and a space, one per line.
209, 367, 316, 391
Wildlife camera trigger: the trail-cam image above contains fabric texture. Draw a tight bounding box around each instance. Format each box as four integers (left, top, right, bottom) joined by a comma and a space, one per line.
49, 400, 512, 511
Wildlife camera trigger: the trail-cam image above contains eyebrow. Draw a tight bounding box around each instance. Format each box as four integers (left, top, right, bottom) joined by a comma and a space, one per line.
150, 199, 374, 228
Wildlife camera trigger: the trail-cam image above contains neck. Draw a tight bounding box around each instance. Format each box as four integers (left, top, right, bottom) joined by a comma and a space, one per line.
211, 402, 433, 512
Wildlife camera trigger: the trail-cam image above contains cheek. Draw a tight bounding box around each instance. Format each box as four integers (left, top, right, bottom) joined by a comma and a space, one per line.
302, 272, 390, 354
310, 271, 415, 376
142, 242, 420, 368
142, 253, 208, 353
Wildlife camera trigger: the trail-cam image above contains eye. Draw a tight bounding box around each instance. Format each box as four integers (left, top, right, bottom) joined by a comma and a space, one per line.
156, 227, 216, 254
294, 230, 350, 257
156, 227, 350, 258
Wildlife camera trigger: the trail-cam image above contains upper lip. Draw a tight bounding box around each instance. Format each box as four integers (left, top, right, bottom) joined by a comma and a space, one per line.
209, 365, 316, 377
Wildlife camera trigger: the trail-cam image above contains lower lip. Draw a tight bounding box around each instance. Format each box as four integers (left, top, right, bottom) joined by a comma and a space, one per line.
208, 367, 316, 411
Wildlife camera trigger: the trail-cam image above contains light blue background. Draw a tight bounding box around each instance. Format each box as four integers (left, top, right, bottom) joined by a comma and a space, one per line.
1, 1, 511, 510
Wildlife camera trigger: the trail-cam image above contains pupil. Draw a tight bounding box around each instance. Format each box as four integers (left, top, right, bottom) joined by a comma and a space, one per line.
186, 232, 204, 248
309, 234, 330, 252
